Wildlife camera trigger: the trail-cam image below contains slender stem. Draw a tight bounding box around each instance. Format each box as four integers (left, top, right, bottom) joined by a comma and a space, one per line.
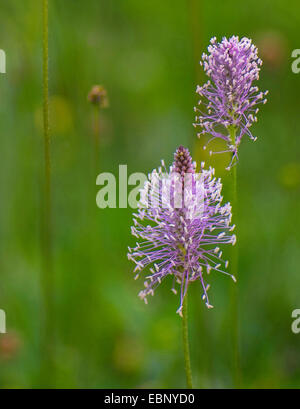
182, 295, 193, 389
231, 164, 241, 388
43, 0, 50, 201
41, 0, 54, 385
93, 106, 101, 170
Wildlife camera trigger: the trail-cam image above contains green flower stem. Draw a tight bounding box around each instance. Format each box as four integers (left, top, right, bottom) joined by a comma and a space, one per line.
182, 295, 193, 389
93, 105, 101, 170
41, 0, 54, 385
231, 147, 241, 388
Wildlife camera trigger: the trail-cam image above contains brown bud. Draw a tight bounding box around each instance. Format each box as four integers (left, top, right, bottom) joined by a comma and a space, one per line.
87, 85, 109, 108
173, 146, 195, 175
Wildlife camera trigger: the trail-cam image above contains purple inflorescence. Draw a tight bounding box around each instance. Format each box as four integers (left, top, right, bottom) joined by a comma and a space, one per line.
128, 146, 236, 315
194, 36, 268, 169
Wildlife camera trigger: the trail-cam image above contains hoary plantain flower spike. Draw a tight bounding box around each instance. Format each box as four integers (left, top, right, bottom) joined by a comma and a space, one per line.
128, 146, 236, 315
193, 36, 268, 169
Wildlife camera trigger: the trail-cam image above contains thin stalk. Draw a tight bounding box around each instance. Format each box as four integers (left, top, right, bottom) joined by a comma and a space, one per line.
87, 85, 108, 172
231, 163, 241, 388
93, 106, 101, 170
41, 0, 54, 386
182, 295, 193, 389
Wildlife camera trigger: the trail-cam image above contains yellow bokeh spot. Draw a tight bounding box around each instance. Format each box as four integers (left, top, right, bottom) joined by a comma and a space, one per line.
278, 162, 300, 189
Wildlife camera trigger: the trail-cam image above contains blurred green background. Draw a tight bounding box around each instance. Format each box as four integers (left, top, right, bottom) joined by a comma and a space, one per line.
0, 0, 300, 388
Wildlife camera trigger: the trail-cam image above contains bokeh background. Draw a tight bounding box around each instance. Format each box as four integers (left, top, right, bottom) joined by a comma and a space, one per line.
0, 0, 300, 388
